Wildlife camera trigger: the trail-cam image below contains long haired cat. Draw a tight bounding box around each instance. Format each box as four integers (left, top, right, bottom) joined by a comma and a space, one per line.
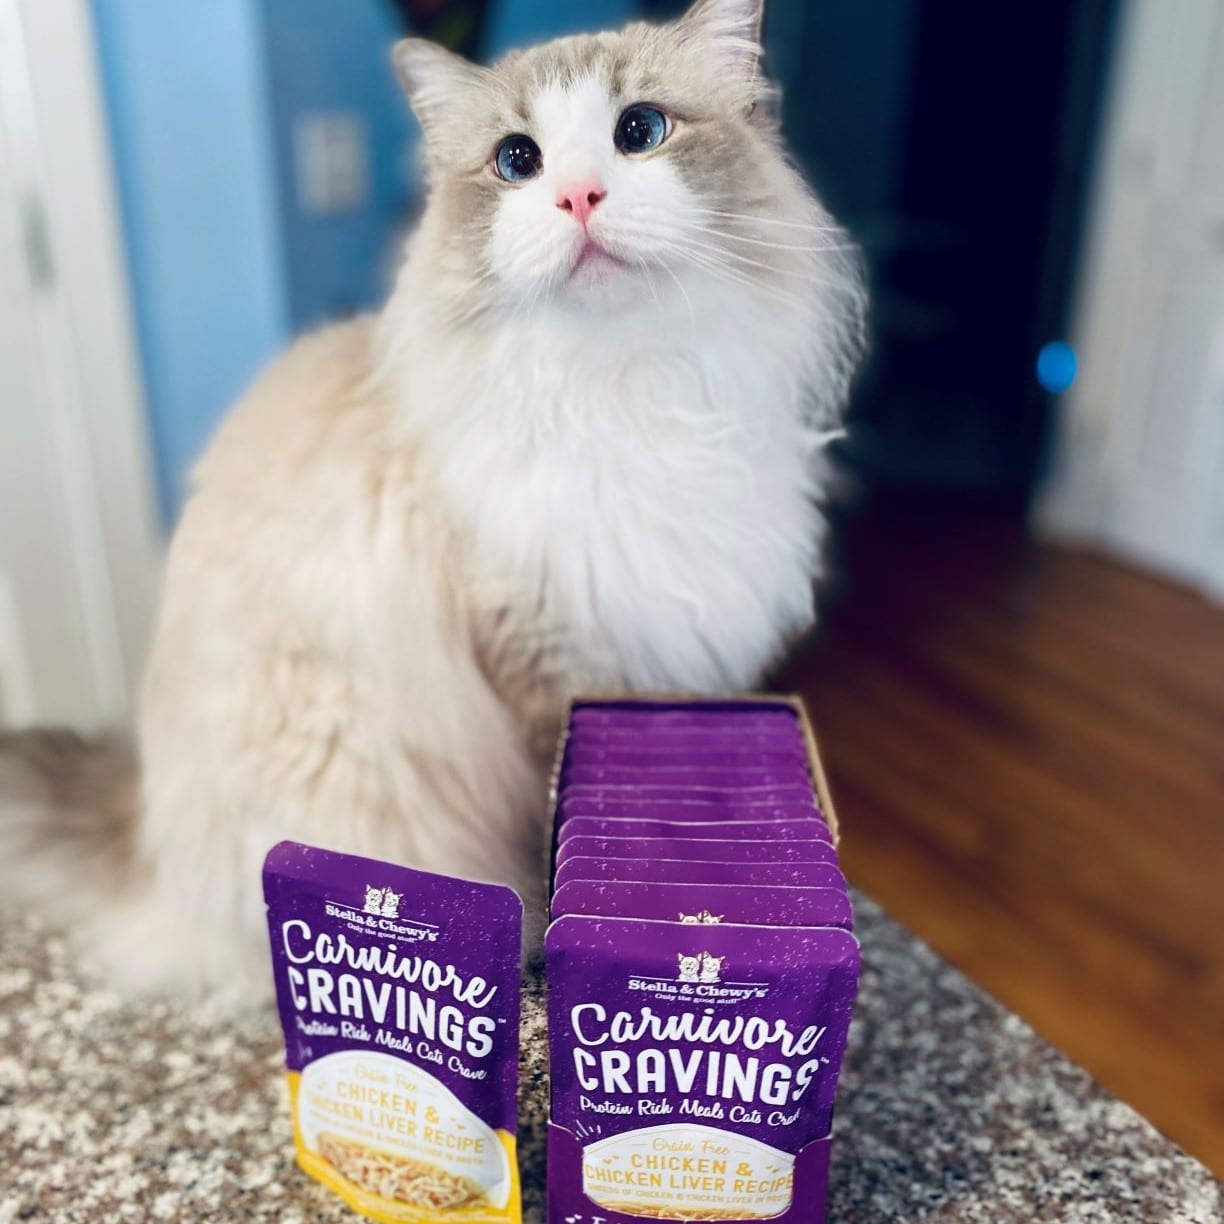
0, 0, 864, 1007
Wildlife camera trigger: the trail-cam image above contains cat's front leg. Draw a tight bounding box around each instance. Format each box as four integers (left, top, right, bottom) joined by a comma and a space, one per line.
468, 582, 616, 761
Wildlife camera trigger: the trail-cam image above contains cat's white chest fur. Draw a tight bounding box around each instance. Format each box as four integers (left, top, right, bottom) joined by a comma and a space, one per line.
401, 281, 825, 694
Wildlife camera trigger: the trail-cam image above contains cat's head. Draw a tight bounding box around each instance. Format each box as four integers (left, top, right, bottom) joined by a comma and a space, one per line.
393, 0, 862, 351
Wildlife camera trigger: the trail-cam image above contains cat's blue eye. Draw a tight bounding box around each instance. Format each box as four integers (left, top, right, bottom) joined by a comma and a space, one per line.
494, 135, 542, 182
614, 105, 670, 155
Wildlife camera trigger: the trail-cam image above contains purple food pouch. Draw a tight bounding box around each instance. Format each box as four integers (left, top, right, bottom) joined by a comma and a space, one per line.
560, 764, 809, 790
549, 880, 855, 929
553, 856, 847, 891
262, 841, 523, 1223
557, 818, 832, 846
570, 699, 799, 727
555, 836, 840, 870
562, 742, 809, 768
556, 796, 826, 825
559, 783, 819, 804
566, 729, 807, 756
545, 916, 859, 1223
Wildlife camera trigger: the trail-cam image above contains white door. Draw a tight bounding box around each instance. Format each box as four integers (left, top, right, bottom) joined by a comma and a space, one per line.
0, 122, 99, 725
1100, 244, 1224, 582
1038, 0, 1224, 594
0, 0, 161, 729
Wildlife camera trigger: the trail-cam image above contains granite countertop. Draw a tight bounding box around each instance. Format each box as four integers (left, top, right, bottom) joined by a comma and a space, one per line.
1, 894, 1218, 1223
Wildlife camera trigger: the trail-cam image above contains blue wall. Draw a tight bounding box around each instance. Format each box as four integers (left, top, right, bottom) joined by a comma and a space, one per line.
90, 0, 290, 521
262, 0, 416, 333
483, 0, 636, 57
91, 0, 415, 522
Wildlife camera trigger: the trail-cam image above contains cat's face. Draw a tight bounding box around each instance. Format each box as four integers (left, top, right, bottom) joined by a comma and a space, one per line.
396, 0, 817, 318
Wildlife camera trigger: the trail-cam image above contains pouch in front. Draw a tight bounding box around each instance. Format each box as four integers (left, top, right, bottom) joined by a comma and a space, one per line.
545, 915, 859, 1222
263, 841, 523, 1223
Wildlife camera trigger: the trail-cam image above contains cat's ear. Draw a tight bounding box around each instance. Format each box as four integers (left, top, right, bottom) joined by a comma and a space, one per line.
679, 0, 765, 83
393, 38, 490, 142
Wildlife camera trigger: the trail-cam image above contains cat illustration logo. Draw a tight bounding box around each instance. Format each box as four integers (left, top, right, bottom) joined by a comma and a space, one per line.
677, 951, 724, 983
678, 909, 723, 925
363, 884, 402, 918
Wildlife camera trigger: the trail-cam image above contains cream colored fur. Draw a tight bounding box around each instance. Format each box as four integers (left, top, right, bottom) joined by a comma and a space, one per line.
0, 0, 864, 1007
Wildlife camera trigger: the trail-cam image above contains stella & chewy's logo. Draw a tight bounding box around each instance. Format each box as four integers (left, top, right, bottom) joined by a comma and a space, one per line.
677, 951, 725, 984
323, 886, 437, 941
629, 952, 763, 1000
363, 884, 402, 918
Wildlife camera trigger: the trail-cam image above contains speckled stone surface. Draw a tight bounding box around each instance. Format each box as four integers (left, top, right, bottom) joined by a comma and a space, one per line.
1, 894, 1218, 1223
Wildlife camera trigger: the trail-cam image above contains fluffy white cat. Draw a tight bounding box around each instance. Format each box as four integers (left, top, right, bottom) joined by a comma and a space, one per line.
0, 0, 864, 1008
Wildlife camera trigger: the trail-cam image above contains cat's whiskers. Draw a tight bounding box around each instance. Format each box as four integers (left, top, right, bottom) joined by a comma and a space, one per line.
682, 238, 861, 300
663, 240, 809, 312
656, 258, 698, 330
700, 209, 845, 234
696, 240, 869, 305
681, 236, 816, 278
687, 224, 858, 256
659, 232, 806, 294
597, 213, 858, 308
634, 255, 664, 314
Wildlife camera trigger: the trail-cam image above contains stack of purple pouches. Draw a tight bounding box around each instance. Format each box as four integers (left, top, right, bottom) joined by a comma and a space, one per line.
545, 698, 859, 1224
551, 698, 850, 918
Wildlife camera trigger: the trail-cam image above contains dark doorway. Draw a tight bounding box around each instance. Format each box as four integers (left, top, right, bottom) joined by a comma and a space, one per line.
648, 0, 1121, 505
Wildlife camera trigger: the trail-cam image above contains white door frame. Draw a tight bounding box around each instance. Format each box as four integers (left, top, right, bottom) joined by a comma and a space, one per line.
0, 0, 161, 726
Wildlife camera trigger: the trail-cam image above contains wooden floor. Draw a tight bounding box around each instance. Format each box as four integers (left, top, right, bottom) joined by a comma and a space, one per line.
782, 500, 1224, 1175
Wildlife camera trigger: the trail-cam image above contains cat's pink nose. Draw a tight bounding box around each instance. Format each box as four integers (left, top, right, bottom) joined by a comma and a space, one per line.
556, 181, 607, 227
